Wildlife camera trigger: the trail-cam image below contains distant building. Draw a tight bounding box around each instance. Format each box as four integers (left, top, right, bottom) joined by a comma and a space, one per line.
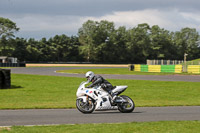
0, 56, 18, 63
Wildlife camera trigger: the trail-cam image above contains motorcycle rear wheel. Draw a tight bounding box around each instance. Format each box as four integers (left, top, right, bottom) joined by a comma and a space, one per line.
76, 98, 95, 114
117, 95, 135, 113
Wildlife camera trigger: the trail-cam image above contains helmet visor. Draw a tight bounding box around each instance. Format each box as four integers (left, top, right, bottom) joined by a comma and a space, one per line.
86, 76, 90, 81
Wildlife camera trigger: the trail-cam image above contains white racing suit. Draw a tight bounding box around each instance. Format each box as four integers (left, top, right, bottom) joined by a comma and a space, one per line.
87, 75, 114, 96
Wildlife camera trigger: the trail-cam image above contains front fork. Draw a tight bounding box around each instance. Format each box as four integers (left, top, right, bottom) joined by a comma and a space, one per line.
86, 95, 91, 104
86, 95, 96, 106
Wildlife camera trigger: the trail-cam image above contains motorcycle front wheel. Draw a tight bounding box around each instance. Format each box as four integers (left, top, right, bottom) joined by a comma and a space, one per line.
117, 95, 135, 113
76, 98, 95, 114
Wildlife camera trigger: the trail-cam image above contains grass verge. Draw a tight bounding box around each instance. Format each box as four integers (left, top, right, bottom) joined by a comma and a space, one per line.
56, 68, 200, 75
0, 121, 200, 133
0, 74, 199, 109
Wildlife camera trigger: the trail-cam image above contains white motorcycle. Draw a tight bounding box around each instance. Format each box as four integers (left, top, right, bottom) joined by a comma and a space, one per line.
76, 81, 135, 113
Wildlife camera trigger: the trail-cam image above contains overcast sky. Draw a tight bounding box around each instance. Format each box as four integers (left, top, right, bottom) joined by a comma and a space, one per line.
1, 0, 200, 40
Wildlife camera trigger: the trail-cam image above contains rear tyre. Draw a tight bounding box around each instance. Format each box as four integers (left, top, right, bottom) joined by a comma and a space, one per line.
117, 95, 135, 113
76, 98, 95, 114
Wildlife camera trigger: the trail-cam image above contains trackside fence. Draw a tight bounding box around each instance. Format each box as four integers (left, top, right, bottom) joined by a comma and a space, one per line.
0, 63, 26, 67
147, 60, 184, 65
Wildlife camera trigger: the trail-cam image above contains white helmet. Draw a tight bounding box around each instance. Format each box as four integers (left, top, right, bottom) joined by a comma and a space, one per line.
85, 71, 94, 82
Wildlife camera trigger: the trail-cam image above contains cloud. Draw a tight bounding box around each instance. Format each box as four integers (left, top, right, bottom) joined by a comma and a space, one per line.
14, 14, 83, 32
1, 0, 200, 16
1, 13, 85, 38
1, 6, 200, 39
86, 9, 200, 32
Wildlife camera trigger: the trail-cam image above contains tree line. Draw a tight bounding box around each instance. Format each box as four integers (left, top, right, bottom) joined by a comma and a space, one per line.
0, 17, 200, 63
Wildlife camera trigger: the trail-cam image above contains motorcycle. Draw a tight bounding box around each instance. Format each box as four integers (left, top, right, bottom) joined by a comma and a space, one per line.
76, 81, 135, 113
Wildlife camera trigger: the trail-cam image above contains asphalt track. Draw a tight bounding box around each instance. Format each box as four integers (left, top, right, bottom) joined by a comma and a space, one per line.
0, 67, 199, 126
0, 106, 200, 126
9, 67, 200, 82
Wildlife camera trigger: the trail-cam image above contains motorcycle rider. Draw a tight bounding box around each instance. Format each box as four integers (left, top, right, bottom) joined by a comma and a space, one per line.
85, 71, 117, 101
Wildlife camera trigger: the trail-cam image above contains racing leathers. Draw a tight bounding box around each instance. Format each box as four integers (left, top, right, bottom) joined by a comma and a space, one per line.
87, 75, 116, 99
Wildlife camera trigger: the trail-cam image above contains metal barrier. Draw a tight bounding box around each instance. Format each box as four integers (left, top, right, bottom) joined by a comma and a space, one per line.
0, 63, 26, 67
188, 65, 200, 74
147, 59, 184, 65
135, 65, 183, 73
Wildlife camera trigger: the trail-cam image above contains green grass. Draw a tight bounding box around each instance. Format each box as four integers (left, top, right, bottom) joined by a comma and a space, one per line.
0, 74, 200, 109
0, 74, 82, 109
193, 58, 200, 61
182, 58, 200, 66
0, 121, 200, 133
56, 68, 200, 75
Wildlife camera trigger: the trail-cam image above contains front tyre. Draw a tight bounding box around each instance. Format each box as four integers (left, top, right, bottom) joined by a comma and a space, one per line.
76, 98, 95, 114
117, 95, 135, 113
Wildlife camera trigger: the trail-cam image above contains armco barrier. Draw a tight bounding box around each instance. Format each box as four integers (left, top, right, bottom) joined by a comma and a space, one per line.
188, 65, 200, 74
161, 65, 175, 73
175, 65, 182, 73
141, 65, 148, 72
0, 63, 26, 67
134, 65, 183, 73
148, 65, 161, 72
134, 64, 141, 71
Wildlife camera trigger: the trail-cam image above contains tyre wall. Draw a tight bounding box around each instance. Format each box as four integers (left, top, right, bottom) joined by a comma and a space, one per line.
0, 69, 11, 89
